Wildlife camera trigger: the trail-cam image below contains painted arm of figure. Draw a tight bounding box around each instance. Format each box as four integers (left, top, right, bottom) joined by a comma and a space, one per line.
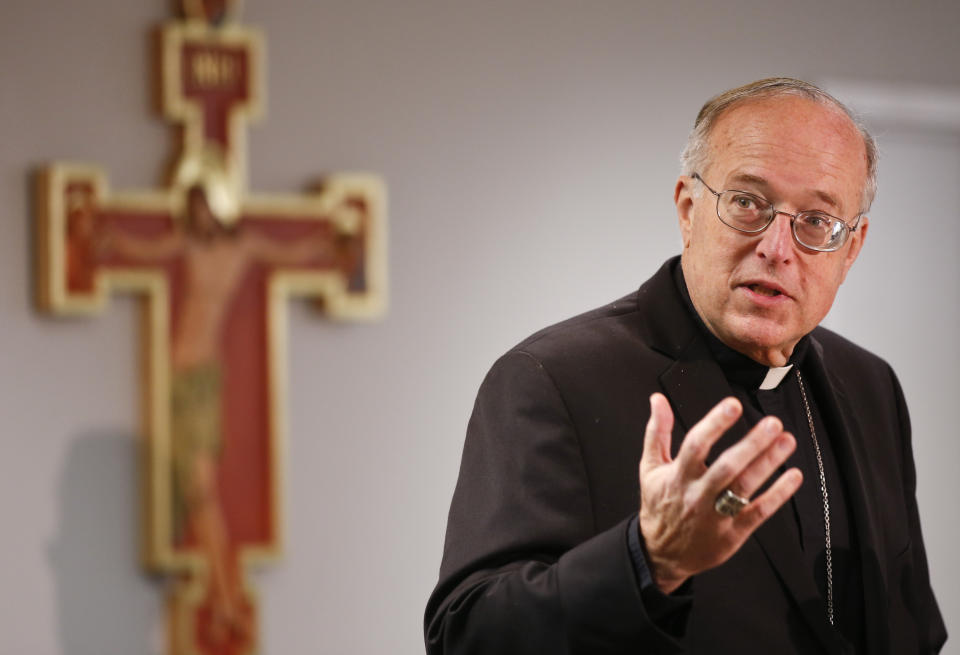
244, 231, 339, 266
246, 207, 364, 270
96, 222, 185, 262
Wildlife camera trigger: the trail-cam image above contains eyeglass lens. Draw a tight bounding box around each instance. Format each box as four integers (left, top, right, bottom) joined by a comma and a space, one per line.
718, 190, 846, 250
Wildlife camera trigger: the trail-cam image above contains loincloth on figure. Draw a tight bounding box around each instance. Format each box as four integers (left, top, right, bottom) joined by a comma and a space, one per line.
170, 363, 223, 543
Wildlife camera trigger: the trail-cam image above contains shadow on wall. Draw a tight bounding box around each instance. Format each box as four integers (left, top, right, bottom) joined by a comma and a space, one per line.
48, 433, 162, 655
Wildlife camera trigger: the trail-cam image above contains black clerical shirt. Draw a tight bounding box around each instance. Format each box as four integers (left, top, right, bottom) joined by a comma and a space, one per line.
676, 268, 867, 651
626, 268, 868, 651
701, 326, 866, 650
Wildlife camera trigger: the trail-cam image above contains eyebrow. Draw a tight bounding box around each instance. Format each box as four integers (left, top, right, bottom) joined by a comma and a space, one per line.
727, 173, 842, 212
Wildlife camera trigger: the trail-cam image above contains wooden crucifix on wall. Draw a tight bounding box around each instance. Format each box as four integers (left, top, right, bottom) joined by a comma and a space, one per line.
34, 2, 387, 654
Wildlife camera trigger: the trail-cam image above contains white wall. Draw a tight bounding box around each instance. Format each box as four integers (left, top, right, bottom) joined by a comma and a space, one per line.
825, 106, 960, 643
1, 1, 957, 653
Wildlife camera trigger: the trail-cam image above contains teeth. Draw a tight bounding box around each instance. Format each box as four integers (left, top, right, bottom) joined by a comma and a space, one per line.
749, 284, 780, 297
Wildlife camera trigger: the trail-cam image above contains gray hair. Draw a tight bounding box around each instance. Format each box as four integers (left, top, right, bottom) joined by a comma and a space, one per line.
680, 77, 878, 213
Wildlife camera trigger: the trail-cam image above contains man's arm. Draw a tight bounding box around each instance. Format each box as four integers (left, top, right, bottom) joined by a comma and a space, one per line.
427, 347, 803, 653
425, 351, 690, 654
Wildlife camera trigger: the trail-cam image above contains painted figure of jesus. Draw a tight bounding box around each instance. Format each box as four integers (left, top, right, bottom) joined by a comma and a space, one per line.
98, 152, 363, 649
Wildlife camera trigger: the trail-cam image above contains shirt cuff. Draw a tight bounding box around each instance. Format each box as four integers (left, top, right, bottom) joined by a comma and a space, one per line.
626, 514, 693, 633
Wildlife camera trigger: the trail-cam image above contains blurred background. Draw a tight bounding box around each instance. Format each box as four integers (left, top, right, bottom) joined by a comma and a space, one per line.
1, 0, 958, 652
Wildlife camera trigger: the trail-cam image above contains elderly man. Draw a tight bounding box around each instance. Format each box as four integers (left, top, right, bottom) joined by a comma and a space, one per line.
424, 78, 946, 654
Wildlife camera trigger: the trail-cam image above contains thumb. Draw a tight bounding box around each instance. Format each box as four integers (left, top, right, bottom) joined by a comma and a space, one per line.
640, 392, 674, 473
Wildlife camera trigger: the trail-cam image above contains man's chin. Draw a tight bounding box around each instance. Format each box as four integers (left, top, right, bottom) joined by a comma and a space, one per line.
716, 318, 798, 364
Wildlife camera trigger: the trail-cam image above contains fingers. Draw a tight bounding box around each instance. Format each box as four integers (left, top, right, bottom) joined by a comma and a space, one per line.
699, 416, 794, 497
736, 468, 803, 530
674, 397, 742, 479
733, 431, 796, 498
637, 395, 806, 587
640, 393, 676, 475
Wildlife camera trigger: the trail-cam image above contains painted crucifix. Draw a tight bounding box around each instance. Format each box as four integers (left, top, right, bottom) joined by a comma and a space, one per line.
35, 3, 386, 655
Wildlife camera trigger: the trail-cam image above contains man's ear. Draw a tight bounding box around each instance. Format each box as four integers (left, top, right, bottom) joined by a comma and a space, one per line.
675, 176, 695, 248
839, 215, 868, 283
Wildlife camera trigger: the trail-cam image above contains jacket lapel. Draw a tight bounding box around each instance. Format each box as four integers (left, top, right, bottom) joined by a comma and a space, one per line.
638, 260, 853, 654
637, 259, 749, 455
658, 333, 849, 654
804, 335, 890, 655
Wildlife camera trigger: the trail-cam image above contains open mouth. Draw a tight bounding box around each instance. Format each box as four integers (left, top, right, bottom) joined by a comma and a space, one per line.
747, 284, 782, 297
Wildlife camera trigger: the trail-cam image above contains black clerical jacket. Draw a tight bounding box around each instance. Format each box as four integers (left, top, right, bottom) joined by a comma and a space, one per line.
425, 257, 946, 654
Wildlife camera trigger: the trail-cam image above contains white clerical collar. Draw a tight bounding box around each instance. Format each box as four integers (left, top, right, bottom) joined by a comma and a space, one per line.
759, 364, 794, 391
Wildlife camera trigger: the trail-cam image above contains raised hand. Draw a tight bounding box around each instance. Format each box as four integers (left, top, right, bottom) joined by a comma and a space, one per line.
638, 393, 803, 593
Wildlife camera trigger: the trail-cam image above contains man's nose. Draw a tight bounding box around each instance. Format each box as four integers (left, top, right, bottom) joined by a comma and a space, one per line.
755, 212, 794, 262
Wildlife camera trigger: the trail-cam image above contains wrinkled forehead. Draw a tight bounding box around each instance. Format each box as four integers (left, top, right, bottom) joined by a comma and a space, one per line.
711, 95, 864, 152
705, 97, 869, 209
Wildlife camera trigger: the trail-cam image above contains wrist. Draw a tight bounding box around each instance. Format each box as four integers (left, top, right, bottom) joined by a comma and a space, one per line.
638, 512, 690, 594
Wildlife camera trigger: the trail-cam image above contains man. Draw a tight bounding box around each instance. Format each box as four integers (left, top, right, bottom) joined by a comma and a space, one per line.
424, 79, 946, 654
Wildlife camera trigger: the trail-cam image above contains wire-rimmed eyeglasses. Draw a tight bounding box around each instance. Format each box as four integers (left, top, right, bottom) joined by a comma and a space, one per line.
692, 173, 862, 252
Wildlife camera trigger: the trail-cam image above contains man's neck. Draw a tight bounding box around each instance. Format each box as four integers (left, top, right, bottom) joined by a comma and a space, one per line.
672, 261, 806, 370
